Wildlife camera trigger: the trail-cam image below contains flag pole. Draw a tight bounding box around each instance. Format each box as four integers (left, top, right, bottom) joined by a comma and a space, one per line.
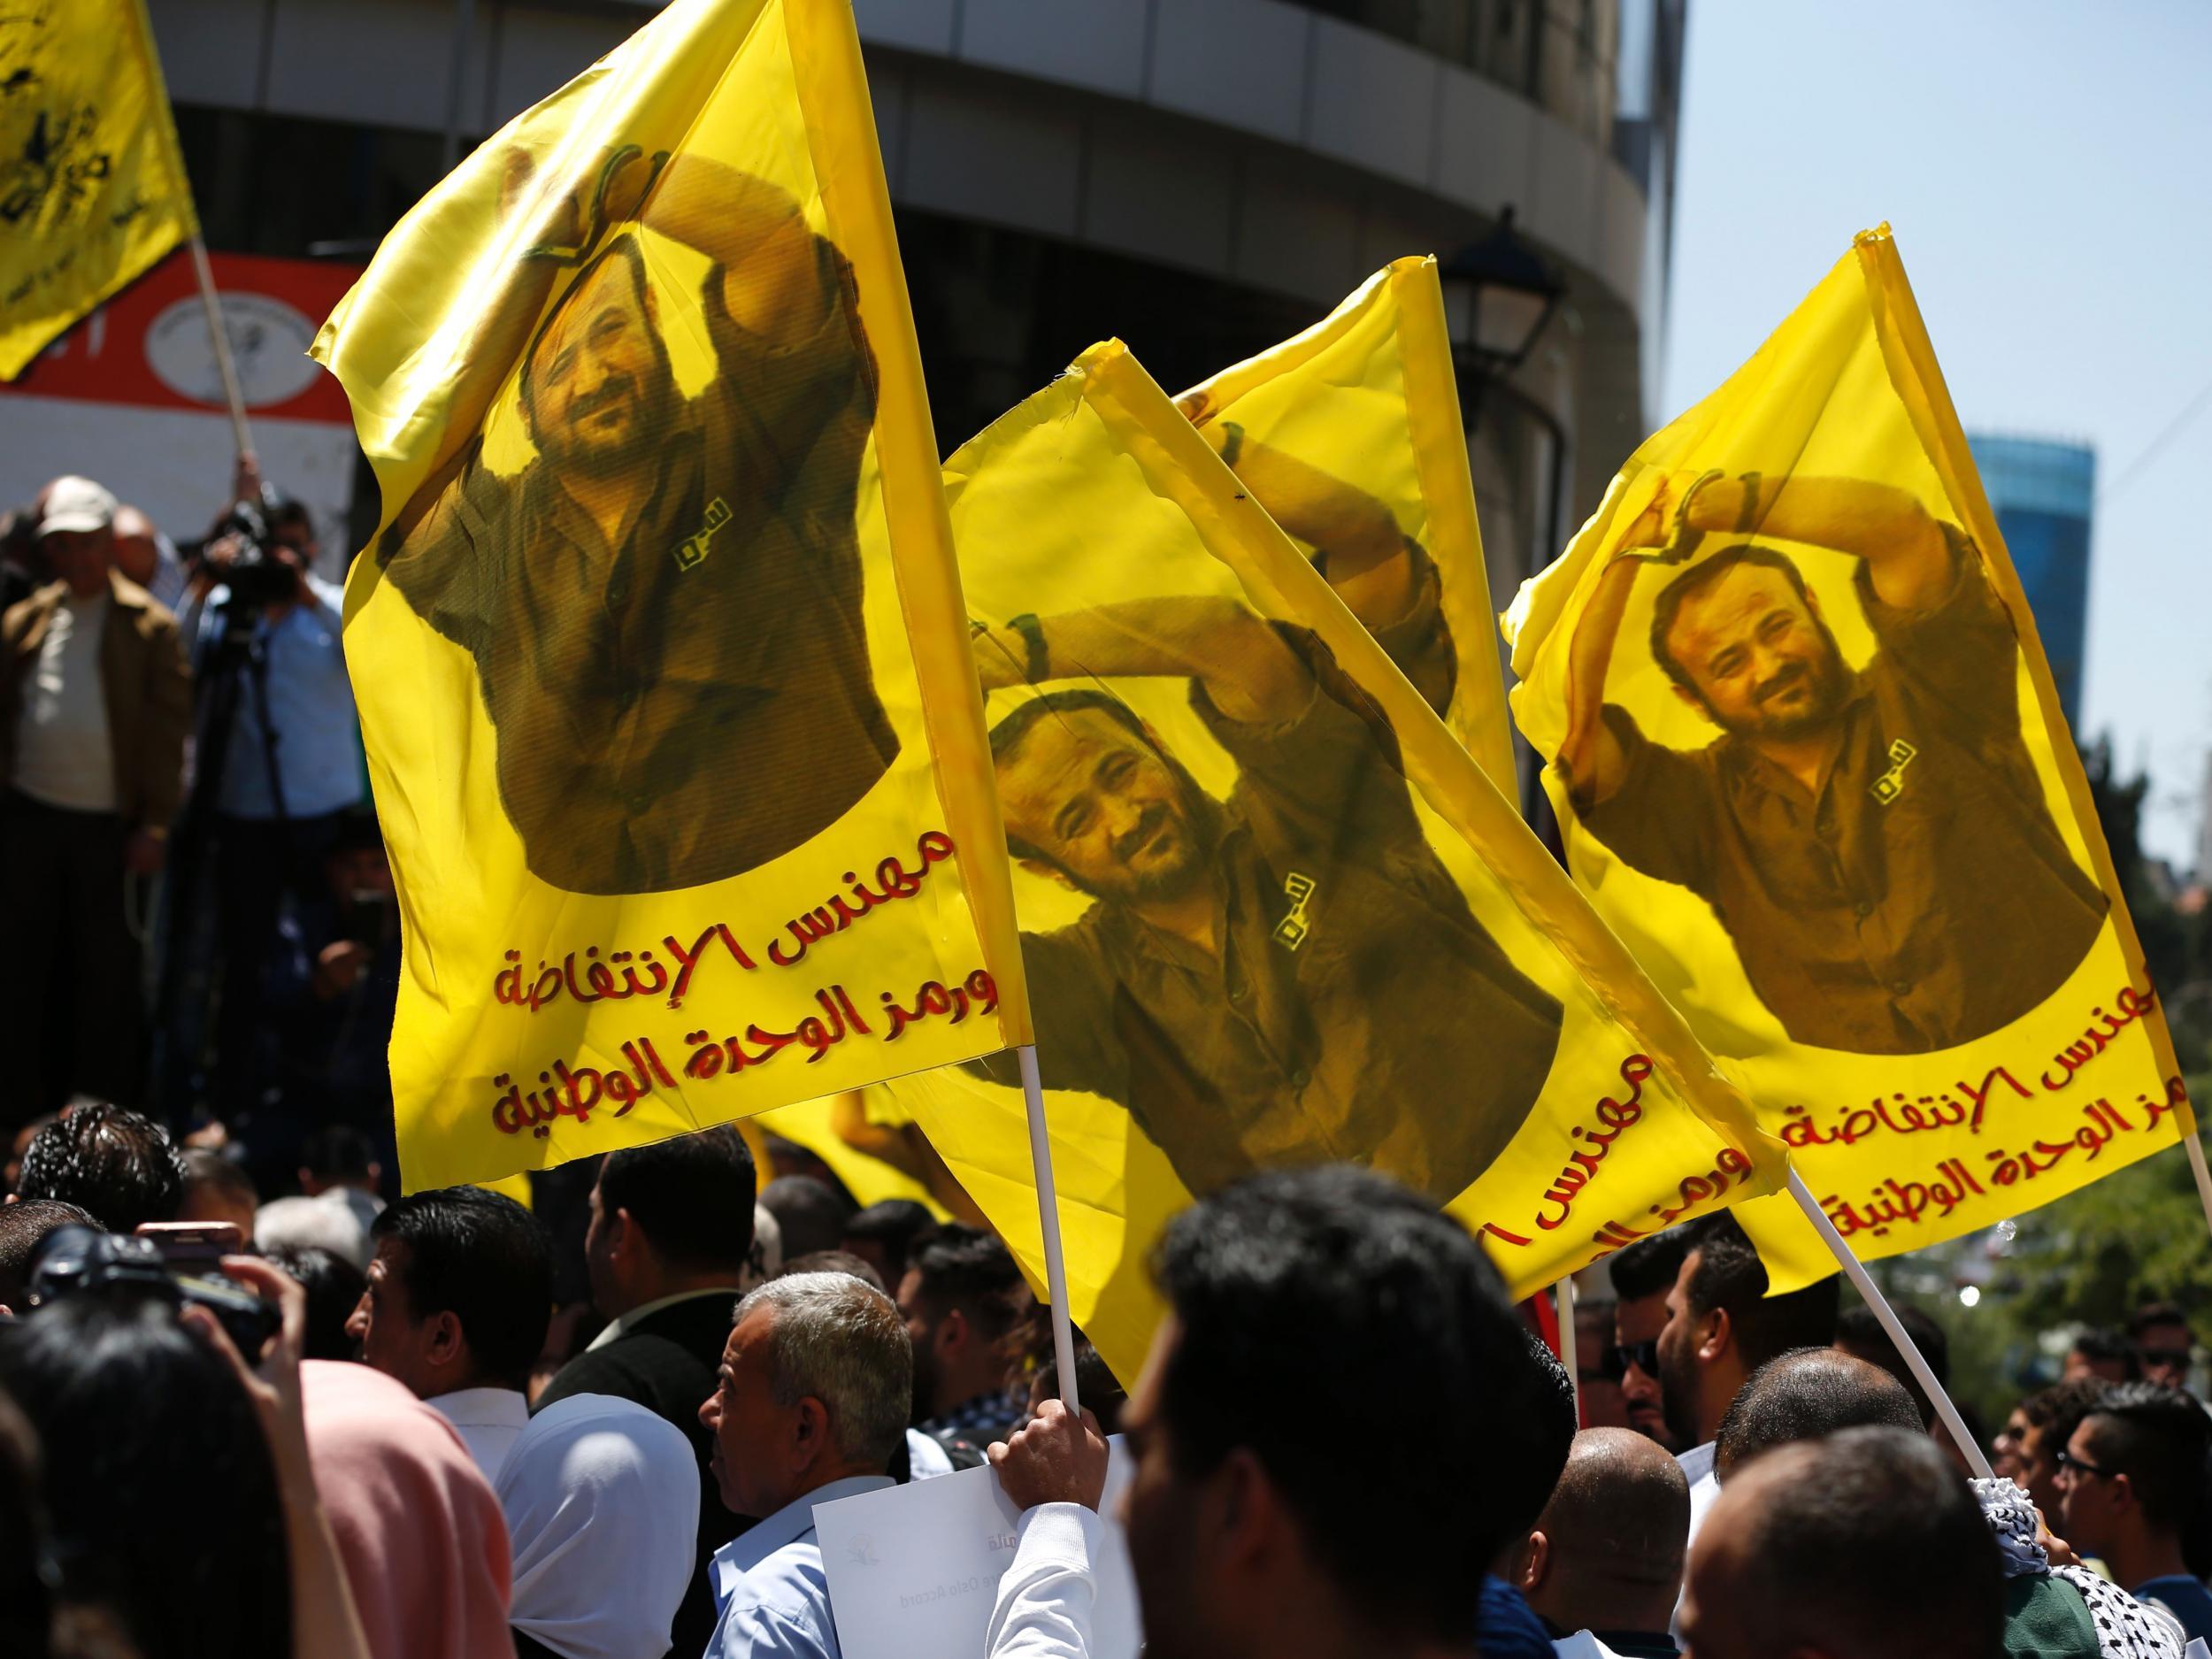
1554, 1279, 1579, 1420
2179, 1116, 2212, 1244
1786, 1169, 1992, 1479
185, 234, 255, 463
1016, 1045, 1082, 1415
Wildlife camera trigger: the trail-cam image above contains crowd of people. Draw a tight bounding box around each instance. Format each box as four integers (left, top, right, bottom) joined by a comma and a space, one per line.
0, 1094, 2203, 1659
2, 462, 392, 1192
4, 447, 2210, 1659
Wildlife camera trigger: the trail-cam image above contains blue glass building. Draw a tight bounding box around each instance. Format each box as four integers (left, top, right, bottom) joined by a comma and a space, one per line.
1968, 435, 2095, 730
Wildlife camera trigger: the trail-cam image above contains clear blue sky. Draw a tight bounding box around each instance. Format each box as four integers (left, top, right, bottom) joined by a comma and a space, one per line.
1663, 1, 2212, 870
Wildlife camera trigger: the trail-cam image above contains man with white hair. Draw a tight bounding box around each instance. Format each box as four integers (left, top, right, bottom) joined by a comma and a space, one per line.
698, 1269, 913, 1659
0, 475, 190, 1118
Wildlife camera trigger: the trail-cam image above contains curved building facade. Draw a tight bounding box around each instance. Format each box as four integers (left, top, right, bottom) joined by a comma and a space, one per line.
148, 0, 1684, 606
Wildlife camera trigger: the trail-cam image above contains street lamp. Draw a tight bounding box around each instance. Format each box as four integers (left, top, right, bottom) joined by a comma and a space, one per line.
1439, 206, 1565, 377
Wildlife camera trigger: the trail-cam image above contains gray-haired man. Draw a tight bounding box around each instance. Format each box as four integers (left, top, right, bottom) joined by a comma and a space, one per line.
698, 1270, 913, 1659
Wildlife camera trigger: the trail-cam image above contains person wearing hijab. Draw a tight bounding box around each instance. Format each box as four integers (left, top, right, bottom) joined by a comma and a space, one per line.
496, 1392, 701, 1659
299, 1358, 513, 1659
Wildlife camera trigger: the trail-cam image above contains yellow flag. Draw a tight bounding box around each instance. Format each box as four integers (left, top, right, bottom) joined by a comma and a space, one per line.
314, 0, 1028, 1191
0, 0, 197, 379
890, 340, 1784, 1380
754, 1091, 955, 1221
1175, 258, 1514, 786
1505, 227, 2191, 1289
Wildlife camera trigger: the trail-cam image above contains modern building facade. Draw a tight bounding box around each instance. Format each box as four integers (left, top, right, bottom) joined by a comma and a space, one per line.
127, 0, 1684, 610
1968, 434, 2095, 730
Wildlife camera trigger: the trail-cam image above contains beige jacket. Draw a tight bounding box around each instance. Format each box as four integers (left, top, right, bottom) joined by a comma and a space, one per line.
1, 569, 192, 828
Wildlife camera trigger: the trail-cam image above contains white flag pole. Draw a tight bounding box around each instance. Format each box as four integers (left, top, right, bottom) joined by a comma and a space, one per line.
186, 234, 255, 463
1786, 1169, 1992, 1479
1554, 1279, 1579, 1420
1016, 1044, 1081, 1414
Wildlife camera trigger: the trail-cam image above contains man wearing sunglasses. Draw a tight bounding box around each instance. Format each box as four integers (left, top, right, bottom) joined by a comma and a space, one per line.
2056, 1381, 2212, 1644
1605, 1233, 1687, 1452
2131, 1302, 2196, 1394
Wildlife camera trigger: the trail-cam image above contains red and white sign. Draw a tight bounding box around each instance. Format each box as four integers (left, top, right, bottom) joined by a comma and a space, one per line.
0, 249, 365, 574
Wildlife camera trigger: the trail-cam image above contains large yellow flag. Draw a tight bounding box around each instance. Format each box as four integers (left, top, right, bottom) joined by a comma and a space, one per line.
0, 0, 197, 379
887, 340, 1784, 1379
1506, 227, 2192, 1289
1174, 258, 1514, 786
316, 0, 1028, 1191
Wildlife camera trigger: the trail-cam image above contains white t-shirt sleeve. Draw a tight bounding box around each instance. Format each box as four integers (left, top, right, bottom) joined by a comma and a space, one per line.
986, 1502, 1101, 1659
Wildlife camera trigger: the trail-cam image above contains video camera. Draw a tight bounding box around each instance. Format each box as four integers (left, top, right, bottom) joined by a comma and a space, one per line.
25, 1224, 280, 1357
206, 496, 302, 611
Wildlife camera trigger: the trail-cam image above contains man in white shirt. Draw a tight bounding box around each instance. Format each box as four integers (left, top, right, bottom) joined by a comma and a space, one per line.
344, 1184, 552, 1481
699, 1270, 910, 1658
0, 475, 190, 1120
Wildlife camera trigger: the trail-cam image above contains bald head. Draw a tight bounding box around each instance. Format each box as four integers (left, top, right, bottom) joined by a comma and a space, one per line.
1520, 1428, 1689, 1637
1714, 1346, 1921, 1479
1683, 1428, 2001, 1659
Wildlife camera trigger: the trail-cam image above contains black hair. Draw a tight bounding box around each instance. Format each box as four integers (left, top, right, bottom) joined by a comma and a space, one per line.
15, 1105, 187, 1232
1714, 1348, 1924, 1478
2082, 1382, 2212, 1563
0, 1386, 52, 1659
1033, 1340, 1129, 1438
370, 1186, 552, 1390
180, 1148, 257, 1213
1720, 1425, 2001, 1659
2068, 1325, 2139, 1379
0, 1201, 94, 1310
2129, 1301, 2193, 1342
1150, 1165, 1531, 1644
1681, 1213, 1839, 1370
842, 1199, 938, 1282
262, 1244, 370, 1363
1609, 1229, 1690, 1303
598, 1126, 757, 1273
905, 1225, 1027, 1345
1509, 1324, 1580, 1532
758, 1175, 854, 1263
1647, 544, 1818, 695
516, 237, 670, 432
1835, 1302, 1950, 1429
300, 1125, 378, 1184
2018, 1376, 2110, 1452
0, 1296, 290, 1659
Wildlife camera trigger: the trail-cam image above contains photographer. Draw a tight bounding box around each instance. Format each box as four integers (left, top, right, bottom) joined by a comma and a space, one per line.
2, 1232, 374, 1659
179, 456, 365, 1123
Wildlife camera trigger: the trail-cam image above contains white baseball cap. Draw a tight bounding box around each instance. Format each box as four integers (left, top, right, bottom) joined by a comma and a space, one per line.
38, 475, 118, 537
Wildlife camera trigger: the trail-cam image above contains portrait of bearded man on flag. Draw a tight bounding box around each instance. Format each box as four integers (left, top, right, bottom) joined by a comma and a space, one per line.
375, 143, 897, 896
1557, 470, 2108, 1056
968, 431, 1563, 1201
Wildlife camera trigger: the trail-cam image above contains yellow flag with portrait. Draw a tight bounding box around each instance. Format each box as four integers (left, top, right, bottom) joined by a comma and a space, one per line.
1174, 257, 1514, 787
887, 340, 1786, 1382
315, 0, 1028, 1191
0, 0, 197, 379
1505, 227, 2193, 1288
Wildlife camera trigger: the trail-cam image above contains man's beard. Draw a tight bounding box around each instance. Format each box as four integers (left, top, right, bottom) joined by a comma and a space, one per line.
1657, 1340, 1702, 1449
540, 365, 676, 474
1103, 796, 1208, 903
1720, 638, 1852, 741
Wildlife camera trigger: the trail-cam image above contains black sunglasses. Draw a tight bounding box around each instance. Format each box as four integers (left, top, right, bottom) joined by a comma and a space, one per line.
2139, 1348, 2192, 1370
1611, 1340, 1661, 1379
2056, 1447, 2118, 1480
